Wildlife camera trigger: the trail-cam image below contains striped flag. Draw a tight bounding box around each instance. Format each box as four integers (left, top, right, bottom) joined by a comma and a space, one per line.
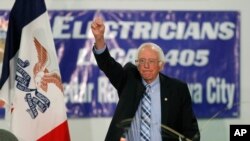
0, 0, 70, 140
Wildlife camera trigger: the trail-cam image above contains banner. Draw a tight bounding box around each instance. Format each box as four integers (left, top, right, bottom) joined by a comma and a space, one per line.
0, 10, 240, 119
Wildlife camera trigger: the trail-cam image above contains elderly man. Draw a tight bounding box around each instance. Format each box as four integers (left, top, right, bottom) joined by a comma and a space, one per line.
91, 17, 200, 141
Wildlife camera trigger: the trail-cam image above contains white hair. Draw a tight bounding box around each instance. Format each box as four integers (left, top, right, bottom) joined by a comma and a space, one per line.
136, 42, 166, 64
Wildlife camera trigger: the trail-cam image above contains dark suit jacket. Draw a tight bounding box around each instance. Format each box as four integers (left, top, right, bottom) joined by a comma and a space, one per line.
94, 47, 200, 141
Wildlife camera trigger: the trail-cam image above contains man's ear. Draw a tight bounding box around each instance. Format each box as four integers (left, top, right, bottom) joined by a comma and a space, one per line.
159, 62, 165, 71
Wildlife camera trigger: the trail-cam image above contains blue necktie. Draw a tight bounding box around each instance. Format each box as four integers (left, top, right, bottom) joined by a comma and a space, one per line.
140, 84, 151, 141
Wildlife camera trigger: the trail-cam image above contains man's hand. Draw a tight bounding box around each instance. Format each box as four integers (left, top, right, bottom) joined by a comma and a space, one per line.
91, 17, 105, 49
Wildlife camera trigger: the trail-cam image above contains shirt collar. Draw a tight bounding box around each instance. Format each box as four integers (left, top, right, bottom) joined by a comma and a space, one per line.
142, 74, 160, 88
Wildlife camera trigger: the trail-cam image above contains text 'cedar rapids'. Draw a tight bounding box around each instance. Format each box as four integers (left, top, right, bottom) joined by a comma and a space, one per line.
63, 76, 235, 111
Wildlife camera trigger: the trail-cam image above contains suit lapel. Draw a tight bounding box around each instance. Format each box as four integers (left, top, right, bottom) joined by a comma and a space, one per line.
135, 82, 146, 109
160, 74, 171, 127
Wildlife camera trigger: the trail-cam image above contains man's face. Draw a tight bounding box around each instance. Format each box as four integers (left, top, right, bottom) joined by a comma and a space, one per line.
137, 47, 163, 84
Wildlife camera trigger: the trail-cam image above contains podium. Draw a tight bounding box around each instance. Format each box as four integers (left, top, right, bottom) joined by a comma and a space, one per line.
117, 118, 199, 141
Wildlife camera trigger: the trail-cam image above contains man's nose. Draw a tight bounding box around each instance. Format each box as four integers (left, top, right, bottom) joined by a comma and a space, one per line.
143, 62, 150, 68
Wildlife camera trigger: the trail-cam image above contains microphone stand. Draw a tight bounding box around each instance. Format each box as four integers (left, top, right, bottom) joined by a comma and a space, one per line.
161, 124, 192, 141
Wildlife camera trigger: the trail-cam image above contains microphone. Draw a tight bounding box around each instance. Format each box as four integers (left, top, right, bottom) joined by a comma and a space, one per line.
116, 118, 133, 130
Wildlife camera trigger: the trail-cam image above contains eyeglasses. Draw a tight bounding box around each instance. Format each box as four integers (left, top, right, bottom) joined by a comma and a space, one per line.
135, 58, 160, 66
